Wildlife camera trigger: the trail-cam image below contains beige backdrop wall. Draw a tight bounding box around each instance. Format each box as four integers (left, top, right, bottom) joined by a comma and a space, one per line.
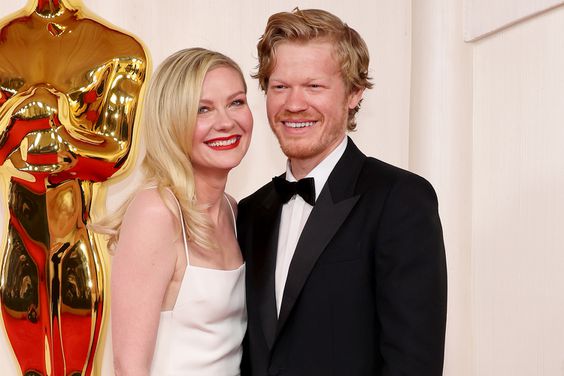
471, 5, 564, 375
464, 0, 564, 40
412, 1, 564, 374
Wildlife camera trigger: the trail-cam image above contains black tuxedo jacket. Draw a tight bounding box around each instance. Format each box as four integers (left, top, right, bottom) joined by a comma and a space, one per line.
237, 138, 447, 376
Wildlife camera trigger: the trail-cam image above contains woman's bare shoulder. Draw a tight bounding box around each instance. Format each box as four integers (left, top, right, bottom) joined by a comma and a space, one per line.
119, 188, 179, 247
126, 188, 177, 219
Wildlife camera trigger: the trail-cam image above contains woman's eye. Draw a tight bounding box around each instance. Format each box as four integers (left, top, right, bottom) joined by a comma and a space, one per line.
232, 99, 245, 106
198, 106, 209, 114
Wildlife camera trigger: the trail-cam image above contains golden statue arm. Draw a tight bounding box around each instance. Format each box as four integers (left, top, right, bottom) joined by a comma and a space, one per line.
58, 56, 147, 163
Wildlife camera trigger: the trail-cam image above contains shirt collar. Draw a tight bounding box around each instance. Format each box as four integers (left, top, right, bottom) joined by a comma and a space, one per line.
285, 136, 348, 200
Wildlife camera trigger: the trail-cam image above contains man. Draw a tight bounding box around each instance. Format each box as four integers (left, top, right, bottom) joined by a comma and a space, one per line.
238, 8, 447, 376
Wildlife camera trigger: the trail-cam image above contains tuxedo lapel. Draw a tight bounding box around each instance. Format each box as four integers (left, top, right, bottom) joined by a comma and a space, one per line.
276, 138, 366, 338
250, 185, 283, 350
276, 190, 359, 335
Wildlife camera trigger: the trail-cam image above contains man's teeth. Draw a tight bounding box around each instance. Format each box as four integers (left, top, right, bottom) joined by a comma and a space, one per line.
284, 121, 315, 128
207, 137, 238, 147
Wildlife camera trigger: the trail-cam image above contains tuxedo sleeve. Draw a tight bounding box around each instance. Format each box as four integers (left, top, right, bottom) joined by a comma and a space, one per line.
375, 173, 447, 375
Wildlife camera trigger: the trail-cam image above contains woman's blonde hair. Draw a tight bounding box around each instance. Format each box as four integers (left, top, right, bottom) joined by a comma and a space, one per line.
253, 8, 373, 131
100, 47, 246, 251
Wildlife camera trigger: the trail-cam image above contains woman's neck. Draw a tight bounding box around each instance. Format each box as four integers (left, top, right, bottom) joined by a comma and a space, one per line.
193, 170, 229, 225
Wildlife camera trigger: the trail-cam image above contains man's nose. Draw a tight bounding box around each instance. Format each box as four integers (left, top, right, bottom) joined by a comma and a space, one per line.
284, 88, 308, 112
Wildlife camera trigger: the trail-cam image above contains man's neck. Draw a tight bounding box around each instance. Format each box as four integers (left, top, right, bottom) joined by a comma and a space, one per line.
289, 135, 346, 180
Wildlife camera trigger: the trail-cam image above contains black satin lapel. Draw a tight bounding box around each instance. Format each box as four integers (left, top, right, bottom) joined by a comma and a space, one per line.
276, 188, 360, 336
251, 191, 282, 350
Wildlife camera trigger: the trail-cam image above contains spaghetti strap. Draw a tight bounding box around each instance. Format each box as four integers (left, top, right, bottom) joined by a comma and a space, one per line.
224, 193, 237, 237
165, 189, 191, 263
160, 190, 235, 266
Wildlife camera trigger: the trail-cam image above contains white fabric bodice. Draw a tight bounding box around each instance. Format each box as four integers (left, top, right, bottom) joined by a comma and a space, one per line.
150, 194, 246, 376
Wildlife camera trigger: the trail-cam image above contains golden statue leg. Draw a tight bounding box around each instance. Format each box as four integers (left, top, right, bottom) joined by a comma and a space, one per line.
48, 181, 103, 376
0, 180, 103, 375
57, 238, 103, 376
1, 225, 45, 375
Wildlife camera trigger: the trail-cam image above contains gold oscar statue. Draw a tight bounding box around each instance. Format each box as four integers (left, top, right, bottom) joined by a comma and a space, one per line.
0, 1, 148, 374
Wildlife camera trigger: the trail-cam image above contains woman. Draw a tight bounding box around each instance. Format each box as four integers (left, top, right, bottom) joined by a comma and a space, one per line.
108, 48, 252, 375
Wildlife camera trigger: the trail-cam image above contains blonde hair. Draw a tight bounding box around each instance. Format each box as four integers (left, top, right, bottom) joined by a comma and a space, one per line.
253, 8, 373, 131
100, 48, 246, 251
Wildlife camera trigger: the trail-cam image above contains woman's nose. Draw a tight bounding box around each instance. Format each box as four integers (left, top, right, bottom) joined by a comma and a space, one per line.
213, 108, 236, 131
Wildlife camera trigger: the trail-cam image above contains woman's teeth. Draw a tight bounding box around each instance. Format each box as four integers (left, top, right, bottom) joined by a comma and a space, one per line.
206, 137, 239, 147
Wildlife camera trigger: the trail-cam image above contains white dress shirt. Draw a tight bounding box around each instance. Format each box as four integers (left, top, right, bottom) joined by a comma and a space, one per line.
275, 136, 348, 315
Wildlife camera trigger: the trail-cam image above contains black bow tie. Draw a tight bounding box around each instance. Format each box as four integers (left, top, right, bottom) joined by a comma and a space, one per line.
272, 176, 316, 206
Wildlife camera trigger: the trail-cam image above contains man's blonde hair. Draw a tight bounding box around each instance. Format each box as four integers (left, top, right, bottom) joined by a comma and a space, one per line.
100, 48, 246, 251
253, 8, 373, 131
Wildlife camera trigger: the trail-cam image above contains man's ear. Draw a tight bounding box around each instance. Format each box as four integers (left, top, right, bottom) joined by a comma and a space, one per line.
347, 88, 365, 110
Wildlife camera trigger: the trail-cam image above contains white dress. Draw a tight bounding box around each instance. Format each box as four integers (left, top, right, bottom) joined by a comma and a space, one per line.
150, 195, 246, 376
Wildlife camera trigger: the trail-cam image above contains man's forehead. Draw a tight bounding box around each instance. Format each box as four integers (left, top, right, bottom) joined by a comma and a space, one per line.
269, 41, 341, 75
272, 36, 335, 52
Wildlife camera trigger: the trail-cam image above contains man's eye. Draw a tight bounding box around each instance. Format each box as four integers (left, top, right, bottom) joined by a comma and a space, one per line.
272, 84, 286, 90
